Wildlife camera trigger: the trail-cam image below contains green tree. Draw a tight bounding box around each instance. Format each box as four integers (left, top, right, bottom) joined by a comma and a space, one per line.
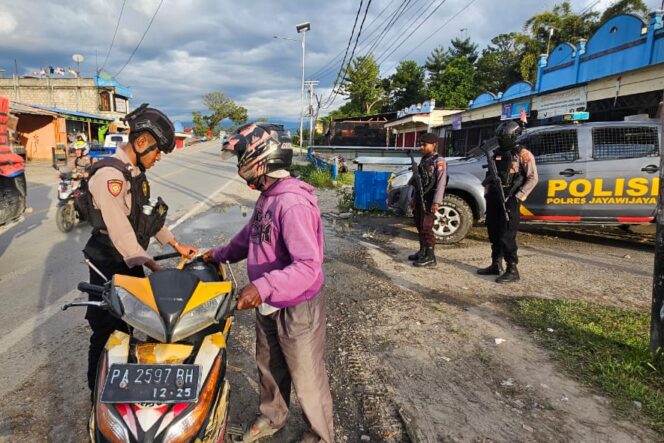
517, 1, 598, 82
447, 37, 479, 64
475, 33, 524, 92
192, 92, 248, 136
597, 0, 649, 27
429, 57, 477, 108
339, 55, 385, 114
385, 60, 427, 111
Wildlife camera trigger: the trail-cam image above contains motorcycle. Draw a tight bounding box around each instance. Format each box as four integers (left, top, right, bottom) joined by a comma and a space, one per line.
55, 169, 84, 233
63, 253, 240, 442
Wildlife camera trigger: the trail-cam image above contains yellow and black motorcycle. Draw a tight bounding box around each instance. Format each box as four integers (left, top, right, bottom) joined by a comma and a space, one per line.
64, 253, 238, 442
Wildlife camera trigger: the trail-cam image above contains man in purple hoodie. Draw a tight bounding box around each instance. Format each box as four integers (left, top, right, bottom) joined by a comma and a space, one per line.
204, 123, 333, 443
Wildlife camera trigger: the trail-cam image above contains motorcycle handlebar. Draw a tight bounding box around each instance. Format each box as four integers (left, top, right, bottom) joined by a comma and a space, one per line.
77, 282, 105, 295
153, 252, 182, 261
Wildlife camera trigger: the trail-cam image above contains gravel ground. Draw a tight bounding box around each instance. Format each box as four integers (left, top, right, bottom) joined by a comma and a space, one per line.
0, 183, 659, 442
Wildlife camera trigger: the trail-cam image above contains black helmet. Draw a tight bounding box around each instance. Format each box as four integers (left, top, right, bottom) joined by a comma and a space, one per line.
123, 103, 176, 154
495, 121, 522, 150
222, 122, 293, 186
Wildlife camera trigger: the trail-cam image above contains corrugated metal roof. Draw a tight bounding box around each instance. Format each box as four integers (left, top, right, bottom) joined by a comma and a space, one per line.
14, 102, 114, 121
10, 102, 58, 116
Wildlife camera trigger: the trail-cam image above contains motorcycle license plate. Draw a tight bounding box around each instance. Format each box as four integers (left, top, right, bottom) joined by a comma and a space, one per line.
101, 364, 200, 404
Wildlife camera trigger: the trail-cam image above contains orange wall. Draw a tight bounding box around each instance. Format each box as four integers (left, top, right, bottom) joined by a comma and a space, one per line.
16, 114, 58, 160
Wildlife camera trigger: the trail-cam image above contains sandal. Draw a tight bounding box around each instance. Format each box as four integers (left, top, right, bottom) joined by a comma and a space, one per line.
242, 416, 282, 442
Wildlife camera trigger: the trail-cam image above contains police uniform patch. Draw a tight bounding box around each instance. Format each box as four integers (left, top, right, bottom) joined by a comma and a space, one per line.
142, 181, 149, 196
436, 160, 446, 171
107, 179, 123, 197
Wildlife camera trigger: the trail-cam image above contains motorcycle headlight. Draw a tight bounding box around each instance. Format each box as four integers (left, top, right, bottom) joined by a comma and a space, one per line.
115, 287, 166, 342
171, 296, 224, 343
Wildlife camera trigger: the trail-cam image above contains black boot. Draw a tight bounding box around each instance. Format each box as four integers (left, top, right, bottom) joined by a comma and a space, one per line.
408, 242, 425, 261
496, 263, 520, 283
477, 258, 503, 275
414, 247, 436, 267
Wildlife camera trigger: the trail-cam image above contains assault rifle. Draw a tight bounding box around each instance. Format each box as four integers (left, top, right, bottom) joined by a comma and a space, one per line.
480, 138, 511, 222
409, 153, 427, 214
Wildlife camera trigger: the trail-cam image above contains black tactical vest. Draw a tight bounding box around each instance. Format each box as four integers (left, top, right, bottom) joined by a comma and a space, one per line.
493, 146, 524, 189
75, 157, 167, 249
417, 153, 441, 196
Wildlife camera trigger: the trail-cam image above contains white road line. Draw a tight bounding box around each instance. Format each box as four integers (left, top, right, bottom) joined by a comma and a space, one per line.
168, 175, 239, 230
0, 171, 237, 357
0, 289, 80, 357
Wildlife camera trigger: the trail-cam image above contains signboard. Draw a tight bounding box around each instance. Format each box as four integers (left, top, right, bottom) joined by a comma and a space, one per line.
397, 99, 436, 118
500, 100, 531, 121
535, 86, 587, 119
114, 97, 127, 113
452, 113, 462, 130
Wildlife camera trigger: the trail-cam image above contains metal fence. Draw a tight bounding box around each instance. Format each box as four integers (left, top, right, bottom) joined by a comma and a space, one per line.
521, 129, 579, 163
592, 126, 659, 160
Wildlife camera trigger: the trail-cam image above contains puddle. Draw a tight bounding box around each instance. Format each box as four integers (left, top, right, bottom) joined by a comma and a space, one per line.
181, 205, 251, 236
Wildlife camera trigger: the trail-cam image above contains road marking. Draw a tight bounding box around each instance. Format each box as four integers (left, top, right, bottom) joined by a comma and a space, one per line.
168, 173, 240, 230
1, 156, 237, 357
0, 290, 80, 357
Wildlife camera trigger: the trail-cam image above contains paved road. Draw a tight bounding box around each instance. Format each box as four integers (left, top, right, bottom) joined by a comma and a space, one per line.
0, 140, 242, 399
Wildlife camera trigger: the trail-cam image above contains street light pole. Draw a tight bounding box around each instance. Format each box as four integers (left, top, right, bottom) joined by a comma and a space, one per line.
296, 22, 311, 151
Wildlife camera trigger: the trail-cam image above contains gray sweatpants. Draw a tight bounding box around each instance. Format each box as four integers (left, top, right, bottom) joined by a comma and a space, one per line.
255, 294, 334, 443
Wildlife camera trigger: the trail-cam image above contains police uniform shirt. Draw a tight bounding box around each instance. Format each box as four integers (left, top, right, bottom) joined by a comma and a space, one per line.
485, 148, 539, 201
88, 148, 175, 267
417, 154, 448, 205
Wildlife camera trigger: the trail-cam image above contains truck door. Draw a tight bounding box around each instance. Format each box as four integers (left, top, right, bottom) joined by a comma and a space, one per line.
584, 124, 660, 222
520, 128, 590, 220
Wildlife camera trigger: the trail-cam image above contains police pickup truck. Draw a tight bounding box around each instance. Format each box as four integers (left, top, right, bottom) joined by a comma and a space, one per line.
387, 121, 661, 243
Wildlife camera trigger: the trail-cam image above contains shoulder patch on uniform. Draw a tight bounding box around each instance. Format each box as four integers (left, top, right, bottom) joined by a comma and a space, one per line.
519, 150, 532, 162
107, 179, 123, 197
436, 159, 446, 171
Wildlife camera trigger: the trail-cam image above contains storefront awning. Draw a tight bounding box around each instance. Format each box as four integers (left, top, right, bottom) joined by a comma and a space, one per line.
14, 102, 113, 124
384, 114, 431, 129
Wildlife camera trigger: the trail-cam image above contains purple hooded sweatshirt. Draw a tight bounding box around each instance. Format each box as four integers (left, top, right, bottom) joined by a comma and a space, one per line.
211, 177, 324, 308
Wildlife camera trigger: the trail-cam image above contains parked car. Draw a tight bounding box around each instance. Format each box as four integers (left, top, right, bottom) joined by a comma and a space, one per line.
387, 121, 662, 244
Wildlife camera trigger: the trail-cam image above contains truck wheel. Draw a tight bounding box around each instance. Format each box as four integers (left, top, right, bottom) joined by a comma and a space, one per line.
56, 205, 76, 233
433, 194, 473, 244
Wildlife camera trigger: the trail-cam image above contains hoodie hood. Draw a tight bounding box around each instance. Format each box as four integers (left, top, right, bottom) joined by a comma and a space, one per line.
263, 177, 318, 206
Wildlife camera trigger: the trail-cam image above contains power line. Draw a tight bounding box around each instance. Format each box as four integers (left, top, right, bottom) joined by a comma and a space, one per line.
101, 0, 127, 71
114, 0, 165, 78
321, 0, 366, 107
322, 0, 374, 109
310, 0, 399, 79
362, 0, 416, 58
376, 0, 448, 67
388, 0, 478, 69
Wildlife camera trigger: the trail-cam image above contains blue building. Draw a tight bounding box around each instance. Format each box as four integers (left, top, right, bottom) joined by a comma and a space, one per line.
437, 10, 664, 156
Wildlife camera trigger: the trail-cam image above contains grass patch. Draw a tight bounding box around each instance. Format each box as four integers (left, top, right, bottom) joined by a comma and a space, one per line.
514, 298, 664, 433
337, 188, 354, 212
290, 164, 354, 189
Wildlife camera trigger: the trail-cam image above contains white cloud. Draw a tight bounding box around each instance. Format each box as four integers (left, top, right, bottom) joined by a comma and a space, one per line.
0, 9, 17, 35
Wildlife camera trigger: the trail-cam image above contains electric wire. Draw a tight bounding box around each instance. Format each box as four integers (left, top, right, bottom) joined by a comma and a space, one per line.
389, 0, 478, 69
322, 0, 374, 109
100, 0, 127, 71
375, 0, 448, 66
114, 0, 165, 78
310, 0, 399, 79
321, 0, 367, 108
314, 0, 408, 82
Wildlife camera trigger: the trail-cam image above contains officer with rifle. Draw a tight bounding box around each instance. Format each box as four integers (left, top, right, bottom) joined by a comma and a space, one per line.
408, 132, 447, 267
477, 121, 538, 283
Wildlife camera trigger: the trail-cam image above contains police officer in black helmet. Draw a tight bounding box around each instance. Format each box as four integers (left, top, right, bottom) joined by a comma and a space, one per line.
477, 121, 538, 283
79, 104, 198, 391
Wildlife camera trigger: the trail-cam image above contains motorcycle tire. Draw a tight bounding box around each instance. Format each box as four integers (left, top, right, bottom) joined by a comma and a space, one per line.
56, 204, 77, 233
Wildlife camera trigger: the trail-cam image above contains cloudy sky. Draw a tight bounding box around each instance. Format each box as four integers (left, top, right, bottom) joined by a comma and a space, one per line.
0, 0, 661, 125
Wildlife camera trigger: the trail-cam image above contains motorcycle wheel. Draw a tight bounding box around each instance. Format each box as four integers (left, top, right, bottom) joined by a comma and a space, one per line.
56, 204, 76, 233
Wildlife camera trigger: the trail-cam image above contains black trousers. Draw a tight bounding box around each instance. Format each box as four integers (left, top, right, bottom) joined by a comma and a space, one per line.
485, 190, 521, 264
84, 234, 144, 391
413, 197, 436, 248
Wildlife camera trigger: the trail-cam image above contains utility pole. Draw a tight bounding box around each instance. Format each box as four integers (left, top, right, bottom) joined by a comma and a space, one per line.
296, 22, 311, 151
651, 93, 664, 362
305, 80, 319, 147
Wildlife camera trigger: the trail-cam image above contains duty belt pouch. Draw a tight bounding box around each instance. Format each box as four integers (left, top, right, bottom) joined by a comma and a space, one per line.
136, 197, 169, 245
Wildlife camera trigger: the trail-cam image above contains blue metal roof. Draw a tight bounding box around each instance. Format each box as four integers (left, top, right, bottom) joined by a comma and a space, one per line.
15, 102, 113, 122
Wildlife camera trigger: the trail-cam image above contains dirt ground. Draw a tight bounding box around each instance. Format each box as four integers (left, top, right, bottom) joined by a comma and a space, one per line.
0, 184, 660, 442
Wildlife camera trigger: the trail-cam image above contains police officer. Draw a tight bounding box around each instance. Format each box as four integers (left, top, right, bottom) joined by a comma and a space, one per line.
408, 132, 447, 267
80, 104, 197, 391
477, 121, 538, 283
